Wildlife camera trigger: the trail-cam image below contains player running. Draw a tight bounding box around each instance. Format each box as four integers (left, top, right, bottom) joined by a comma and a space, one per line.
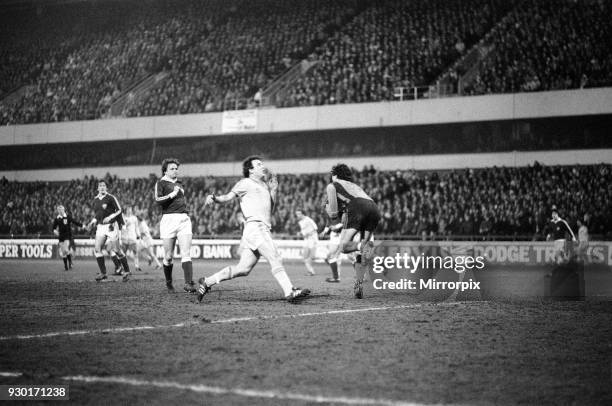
155, 158, 196, 293
296, 209, 318, 276
325, 163, 381, 298
52, 204, 83, 271
88, 179, 131, 282
197, 155, 310, 303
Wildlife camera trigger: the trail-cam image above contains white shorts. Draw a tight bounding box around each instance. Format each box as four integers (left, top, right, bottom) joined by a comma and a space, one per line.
160, 213, 192, 239
303, 235, 318, 251
122, 239, 138, 252
242, 221, 275, 252
96, 223, 119, 241
327, 242, 341, 261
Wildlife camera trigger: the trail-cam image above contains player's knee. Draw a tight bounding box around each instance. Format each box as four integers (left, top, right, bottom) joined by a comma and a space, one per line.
268, 253, 283, 270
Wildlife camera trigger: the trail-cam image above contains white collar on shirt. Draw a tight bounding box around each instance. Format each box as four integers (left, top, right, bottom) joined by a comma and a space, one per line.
161, 175, 177, 183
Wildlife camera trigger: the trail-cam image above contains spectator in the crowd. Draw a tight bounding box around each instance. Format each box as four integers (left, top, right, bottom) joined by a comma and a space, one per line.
1, 163, 610, 241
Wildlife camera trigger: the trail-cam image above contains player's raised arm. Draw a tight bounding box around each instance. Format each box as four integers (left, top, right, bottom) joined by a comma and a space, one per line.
561, 219, 577, 241
155, 181, 181, 202
325, 183, 339, 219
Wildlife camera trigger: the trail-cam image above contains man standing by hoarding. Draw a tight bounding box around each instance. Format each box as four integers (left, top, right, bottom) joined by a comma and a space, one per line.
52, 204, 83, 271
546, 207, 577, 264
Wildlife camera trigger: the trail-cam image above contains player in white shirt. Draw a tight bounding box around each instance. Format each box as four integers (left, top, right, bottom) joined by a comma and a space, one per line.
197, 156, 310, 303
136, 211, 163, 270
577, 217, 589, 263
122, 206, 141, 270
296, 210, 318, 276
320, 222, 344, 282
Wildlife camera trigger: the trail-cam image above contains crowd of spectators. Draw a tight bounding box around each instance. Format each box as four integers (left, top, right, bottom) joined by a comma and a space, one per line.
0, 0, 221, 124
0, 0, 361, 124
3, 0, 611, 125
1, 163, 610, 241
278, 0, 513, 107
123, 0, 361, 117
465, 0, 612, 95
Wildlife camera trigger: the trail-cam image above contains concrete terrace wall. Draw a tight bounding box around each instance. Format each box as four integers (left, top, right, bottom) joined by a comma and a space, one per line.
2, 88, 611, 146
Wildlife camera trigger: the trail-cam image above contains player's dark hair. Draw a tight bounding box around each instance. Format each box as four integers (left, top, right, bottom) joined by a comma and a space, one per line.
331, 163, 353, 182
242, 155, 262, 178
97, 179, 107, 186
161, 158, 180, 176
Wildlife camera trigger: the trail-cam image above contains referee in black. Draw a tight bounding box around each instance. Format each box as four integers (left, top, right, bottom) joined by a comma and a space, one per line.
52, 205, 83, 271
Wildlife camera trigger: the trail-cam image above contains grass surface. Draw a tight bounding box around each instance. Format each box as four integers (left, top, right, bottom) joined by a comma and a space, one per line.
0, 259, 611, 405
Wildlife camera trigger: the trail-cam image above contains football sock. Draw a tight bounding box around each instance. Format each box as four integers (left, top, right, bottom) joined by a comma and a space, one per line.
67, 254, 73, 266
330, 262, 338, 280
181, 259, 193, 284
62, 257, 68, 270
305, 260, 315, 275
111, 254, 121, 271
118, 255, 130, 273
206, 266, 237, 287
163, 263, 173, 283
271, 267, 293, 297
355, 262, 367, 282
95, 256, 106, 274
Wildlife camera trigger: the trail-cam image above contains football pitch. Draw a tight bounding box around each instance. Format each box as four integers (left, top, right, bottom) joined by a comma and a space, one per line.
0, 259, 611, 405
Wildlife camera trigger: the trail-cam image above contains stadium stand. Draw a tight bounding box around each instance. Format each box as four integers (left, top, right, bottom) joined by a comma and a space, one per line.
1, 164, 610, 240
278, 0, 514, 107
2, 0, 611, 124
465, 0, 612, 95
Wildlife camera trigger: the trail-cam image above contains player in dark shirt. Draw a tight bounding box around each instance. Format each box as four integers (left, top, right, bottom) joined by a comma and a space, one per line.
52, 205, 83, 270
154, 158, 195, 293
87, 179, 131, 282
325, 163, 381, 298
545, 207, 577, 263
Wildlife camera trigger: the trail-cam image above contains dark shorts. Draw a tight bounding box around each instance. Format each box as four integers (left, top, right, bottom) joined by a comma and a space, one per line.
343, 198, 380, 233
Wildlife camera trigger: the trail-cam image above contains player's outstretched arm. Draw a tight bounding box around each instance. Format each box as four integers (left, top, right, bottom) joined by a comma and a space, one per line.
206, 191, 237, 206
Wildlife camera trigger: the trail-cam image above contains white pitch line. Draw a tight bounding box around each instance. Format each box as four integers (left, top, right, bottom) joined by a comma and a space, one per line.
0, 303, 462, 341
0, 322, 199, 341
62, 375, 438, 406
0, 372, 23, 377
